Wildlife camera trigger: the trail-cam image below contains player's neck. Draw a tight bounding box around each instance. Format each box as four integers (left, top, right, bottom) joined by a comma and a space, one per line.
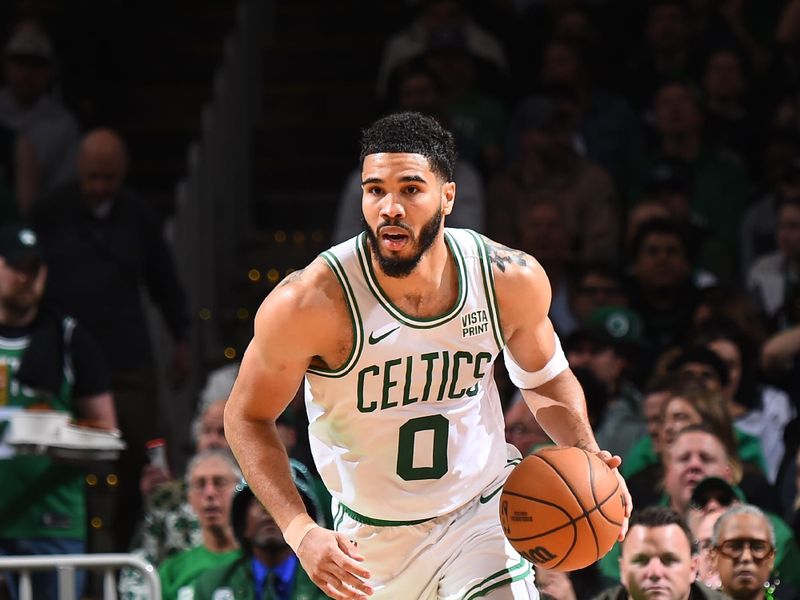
373, 237, 456, 318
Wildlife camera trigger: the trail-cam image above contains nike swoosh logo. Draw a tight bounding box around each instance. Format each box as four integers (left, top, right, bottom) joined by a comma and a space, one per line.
479, 461, 517, 503
368, 326, 400, 345
479, 485, 503, 504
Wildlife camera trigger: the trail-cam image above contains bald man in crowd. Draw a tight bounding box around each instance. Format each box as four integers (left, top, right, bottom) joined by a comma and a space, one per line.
32, 127, 190, 552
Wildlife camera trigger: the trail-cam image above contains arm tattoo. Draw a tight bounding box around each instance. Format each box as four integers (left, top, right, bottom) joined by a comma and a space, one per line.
277, 268, 304, 288
485, 240, 528, 273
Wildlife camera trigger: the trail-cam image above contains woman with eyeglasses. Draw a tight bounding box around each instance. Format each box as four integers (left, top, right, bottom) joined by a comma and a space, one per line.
711, 504, 799, 600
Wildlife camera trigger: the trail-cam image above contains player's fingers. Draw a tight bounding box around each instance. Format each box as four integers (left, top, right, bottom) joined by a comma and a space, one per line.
328, 563, 374, 596
336, 534, 367, 564
335, 552, 371, 580
597, 450, 622, 469
321, 576, 370, 600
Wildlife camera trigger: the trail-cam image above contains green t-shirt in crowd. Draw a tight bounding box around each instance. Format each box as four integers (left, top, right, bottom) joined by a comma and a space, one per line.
158, 544, 240, 600
0, 330, 81, 540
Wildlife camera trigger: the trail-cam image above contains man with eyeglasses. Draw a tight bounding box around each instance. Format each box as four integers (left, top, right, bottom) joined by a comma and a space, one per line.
157, 449, 242, 599
710, 505, 789, 600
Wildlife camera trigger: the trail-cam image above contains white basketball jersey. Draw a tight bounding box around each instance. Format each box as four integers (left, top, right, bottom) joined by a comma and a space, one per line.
305, 228, 510, 522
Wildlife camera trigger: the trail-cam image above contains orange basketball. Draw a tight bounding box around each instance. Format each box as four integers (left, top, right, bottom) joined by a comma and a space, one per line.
499, 446, 625, 572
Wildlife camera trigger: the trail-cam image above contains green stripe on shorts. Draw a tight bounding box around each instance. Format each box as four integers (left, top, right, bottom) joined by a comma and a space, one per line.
463, 556, 531, 600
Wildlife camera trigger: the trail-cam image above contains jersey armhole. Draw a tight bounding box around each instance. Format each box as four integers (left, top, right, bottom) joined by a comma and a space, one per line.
306, 251, 364, 378
465, 230, 505, 352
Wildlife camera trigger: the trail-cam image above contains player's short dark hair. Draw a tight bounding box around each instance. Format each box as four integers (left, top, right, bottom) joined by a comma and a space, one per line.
625, 506, 696, 554
360, 111, 457, 182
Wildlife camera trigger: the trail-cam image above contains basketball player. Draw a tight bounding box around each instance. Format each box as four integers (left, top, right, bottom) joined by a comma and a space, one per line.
225, 112, 631, 599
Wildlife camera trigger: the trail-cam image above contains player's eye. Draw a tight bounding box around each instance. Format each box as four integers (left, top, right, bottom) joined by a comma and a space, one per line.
404, 186, 419, 194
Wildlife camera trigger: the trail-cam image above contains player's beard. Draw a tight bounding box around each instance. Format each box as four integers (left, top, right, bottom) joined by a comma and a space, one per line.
363, 205, 443, 278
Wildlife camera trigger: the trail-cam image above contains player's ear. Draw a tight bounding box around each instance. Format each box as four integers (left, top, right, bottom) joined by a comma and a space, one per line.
689, 553, 699, 582
442, 181, 455, 216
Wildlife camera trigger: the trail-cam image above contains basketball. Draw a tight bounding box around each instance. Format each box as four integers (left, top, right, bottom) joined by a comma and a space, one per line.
499, 446, 625, 572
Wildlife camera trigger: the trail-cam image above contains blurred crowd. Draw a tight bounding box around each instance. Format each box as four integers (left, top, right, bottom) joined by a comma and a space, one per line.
2, 0, 800, 598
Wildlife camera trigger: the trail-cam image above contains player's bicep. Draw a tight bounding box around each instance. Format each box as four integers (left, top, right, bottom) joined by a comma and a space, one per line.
227, 292, 320, 422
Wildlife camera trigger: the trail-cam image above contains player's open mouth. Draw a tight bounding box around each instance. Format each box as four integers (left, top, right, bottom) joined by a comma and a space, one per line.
380, 228, 410, 251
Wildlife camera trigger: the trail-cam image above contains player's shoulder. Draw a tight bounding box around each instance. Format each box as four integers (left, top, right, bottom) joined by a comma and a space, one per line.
257, 257, 342, 318
476, 234, 547, 284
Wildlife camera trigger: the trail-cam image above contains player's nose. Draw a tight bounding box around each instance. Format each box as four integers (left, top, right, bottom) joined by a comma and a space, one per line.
378, 194, 405, 220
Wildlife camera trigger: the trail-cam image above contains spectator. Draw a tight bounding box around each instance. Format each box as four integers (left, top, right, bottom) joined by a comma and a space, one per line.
625, 0, 699, 111
591, 505, 729, 600
508, 38, 643, 185
700, 46, 754, 166
0, 21, 80, 198
192, 461, 327, 599
687, 506, 726, 590
516, 200, 577, 336
633, 162, 733, 285
488, 91, 619, 260
332, 63, 486, 244
32, 127, 190, 551
0, 223, 116, 599
692, 319, 795, 483
747, 195, 800, 330
157, 449, 241, 600
120, 366, 237, 600
625, 80, 750, 256
375, 0, 507, 99
711, 505, 792, 600
565, 307, 647, 460
740, 138, 800, 278
569, 262, 629, 326
626, 218, 702, 354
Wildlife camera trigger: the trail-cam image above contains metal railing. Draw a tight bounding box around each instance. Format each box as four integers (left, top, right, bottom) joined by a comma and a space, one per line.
0, 553, 160, 600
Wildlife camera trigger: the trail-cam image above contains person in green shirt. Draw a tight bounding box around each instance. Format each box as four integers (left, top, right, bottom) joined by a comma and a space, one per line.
158, 449, 242, 600
192, 461, 326, 600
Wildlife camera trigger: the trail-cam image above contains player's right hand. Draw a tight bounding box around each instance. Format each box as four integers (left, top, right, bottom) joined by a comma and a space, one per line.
296, 527, 373, 599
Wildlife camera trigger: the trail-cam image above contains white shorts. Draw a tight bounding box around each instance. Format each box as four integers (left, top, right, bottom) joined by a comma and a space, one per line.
331, 452, 538, 600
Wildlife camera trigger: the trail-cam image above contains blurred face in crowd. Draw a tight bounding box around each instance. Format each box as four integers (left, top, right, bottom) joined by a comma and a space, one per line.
571, 272, 626, 322
777, 203, 800, 262
688, 508, 724, 589
5, 54, 51, 107
706, 339, 741, 403
517, 203, 571, 267
504, 399, 548, 455
540, 41, 582, 87
644, 390, 670, 454
620, 523, 698, 600
676, 362, 722, 392
421, 0, 464, 31
398, 73, 440, 114
187, 454, 238, 532
633, 232, 691, 290
0, 256, 46, 320
244, 496, 285, 552
647, 3, 689, 53
197, 399, 228, 452
664, 431, 733, 515
655, 84, 703, 138
77, 129, 129, 208
703, 50, 745, 103
660, 396, 701, 448
713, 513, 775, 599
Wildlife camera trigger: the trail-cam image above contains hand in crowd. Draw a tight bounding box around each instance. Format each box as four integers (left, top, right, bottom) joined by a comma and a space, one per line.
297, 527, 373, 599
139, 463, 173, 498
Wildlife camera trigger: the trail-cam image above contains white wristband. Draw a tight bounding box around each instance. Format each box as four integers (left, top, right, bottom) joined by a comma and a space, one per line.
503, 332, 568, 389
283, 513, 320, 553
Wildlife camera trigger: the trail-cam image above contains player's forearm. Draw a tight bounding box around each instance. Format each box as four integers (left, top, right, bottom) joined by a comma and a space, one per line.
520, 369, 599, 452
224, 414, 310, 530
